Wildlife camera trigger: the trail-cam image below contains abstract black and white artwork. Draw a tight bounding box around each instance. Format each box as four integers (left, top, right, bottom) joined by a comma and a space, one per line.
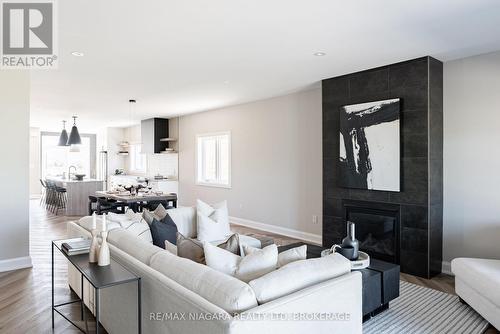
339, 98, 400, 191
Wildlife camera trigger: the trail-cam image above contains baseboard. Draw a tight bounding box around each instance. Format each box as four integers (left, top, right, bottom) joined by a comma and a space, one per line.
230, 216, 322, 245
0, 256, 32, 273
442, 261, 453, 276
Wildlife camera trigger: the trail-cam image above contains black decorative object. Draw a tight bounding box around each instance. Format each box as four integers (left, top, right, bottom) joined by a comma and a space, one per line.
57, 120, 69, 146
339, 98, 400, 191
341, 221, 359, 260
67, 116, 82, 145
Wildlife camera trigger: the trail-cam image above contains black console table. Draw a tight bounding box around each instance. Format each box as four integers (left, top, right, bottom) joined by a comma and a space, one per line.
52, 239, 141, 333
278, 242, 400, 321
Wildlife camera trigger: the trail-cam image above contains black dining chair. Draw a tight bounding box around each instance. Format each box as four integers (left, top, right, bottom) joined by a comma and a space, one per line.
88, 196, 126, 215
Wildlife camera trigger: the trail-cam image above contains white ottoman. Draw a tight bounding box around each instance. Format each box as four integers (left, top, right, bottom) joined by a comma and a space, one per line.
451, 257, 500, 330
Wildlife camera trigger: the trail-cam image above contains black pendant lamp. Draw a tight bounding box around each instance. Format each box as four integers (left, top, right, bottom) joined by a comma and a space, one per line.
57, 120, 69, 146
67, 116, 82, 145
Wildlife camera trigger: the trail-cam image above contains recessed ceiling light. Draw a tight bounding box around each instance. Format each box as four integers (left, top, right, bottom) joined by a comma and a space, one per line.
71, 51, 84, 57
313, 52, 326, 57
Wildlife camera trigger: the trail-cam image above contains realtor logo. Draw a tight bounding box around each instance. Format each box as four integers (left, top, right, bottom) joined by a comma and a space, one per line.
1, 0, 57, 68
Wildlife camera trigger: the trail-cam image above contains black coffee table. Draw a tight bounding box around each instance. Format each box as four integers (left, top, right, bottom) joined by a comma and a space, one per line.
278, 242, 400, 321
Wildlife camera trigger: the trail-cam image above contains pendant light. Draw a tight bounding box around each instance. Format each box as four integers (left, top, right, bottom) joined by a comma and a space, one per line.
67, 115, 82, 145
57, 120, 69, 146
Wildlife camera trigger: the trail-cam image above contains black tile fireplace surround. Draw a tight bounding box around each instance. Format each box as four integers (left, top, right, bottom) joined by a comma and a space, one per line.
322, 56, 443, 278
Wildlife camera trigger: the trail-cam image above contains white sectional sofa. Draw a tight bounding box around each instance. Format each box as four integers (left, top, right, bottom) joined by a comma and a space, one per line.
451, 258, 500, 330
66, 206, 362, 334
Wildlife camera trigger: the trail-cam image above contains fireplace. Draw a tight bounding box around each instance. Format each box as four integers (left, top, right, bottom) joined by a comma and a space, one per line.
344, 201, 400, 264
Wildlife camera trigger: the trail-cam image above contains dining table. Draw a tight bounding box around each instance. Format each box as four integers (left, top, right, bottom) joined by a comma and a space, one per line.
96, 190, 177, 211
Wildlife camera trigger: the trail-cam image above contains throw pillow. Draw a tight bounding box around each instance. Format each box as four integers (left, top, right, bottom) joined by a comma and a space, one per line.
246, 244, 307, 268
150, 214, 178, 248
196, 199, 231, 242
142, 204, 168, 225
174, 232, 240, 264
204, 243, 278, 282
277, 245, 307, 267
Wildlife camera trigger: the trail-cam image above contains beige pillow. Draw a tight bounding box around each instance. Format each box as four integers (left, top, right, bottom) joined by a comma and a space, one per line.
172, 233, 240, 264
204, 243, 278, 283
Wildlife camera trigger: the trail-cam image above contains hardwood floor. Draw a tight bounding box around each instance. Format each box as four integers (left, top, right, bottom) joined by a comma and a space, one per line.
0, 200, 497, 333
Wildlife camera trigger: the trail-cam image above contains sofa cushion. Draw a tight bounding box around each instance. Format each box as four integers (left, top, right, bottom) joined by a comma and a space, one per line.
78, 215, 153, 243
79, 215, 121, 232
150, 215, 178, 248
196, 200, 231, 242
150, 251, 258, 314
451, 257, 500, 306
167, 206, 197, 238
249, 253, 351, 304
108, 228, 163, 265
204, 243, 278, 283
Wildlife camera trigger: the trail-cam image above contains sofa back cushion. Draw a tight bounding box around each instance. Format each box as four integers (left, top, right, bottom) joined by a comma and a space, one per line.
150, 251, 258, 314
248, 253, 351, 304
108, 228, 163, 265
167, 206, 197, 238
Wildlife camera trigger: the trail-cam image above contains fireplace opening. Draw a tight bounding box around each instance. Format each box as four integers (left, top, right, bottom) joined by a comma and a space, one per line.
344, 201, 400, 264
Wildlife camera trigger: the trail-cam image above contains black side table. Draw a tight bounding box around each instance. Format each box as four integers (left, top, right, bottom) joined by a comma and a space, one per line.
278, 242, 400, 321
52, 238, 141, 334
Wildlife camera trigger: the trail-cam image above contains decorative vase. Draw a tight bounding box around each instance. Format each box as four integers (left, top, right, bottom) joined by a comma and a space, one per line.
97, 231, 110, 266
341, 221, 359, 260
89, 229, 100, 263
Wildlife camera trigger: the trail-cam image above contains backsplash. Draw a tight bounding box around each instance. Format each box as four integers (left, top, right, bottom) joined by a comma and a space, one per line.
147, 153, 178, 178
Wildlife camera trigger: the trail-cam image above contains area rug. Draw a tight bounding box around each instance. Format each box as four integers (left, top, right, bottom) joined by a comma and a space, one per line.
363, 281, 489, 334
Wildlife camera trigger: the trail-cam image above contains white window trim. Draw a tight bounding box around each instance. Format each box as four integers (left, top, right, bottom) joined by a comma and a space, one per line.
195, 131, 231, 189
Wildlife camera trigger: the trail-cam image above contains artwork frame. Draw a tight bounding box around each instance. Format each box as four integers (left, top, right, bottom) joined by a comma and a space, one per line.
338, 98, 401, 192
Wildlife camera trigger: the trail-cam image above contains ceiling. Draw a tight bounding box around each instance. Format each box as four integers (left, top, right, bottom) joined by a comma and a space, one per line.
30, 0, 500, 132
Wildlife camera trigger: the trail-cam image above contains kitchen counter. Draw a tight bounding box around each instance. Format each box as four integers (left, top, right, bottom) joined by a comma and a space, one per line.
47, 177, 103, 215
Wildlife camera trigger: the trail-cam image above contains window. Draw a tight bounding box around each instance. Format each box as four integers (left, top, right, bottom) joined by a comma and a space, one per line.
196, 132, 231, 188
41, 132, 95, 178
130, 144, 146, 173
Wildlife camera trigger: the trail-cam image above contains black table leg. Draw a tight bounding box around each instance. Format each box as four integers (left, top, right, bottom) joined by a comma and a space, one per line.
51, 243, 55, 329
138, 278, 141, 334
95, 289, 100, 334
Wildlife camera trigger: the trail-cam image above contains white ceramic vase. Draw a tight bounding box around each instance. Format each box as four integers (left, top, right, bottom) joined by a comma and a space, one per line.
89, 229, 100, 263
97, 231, 110, 266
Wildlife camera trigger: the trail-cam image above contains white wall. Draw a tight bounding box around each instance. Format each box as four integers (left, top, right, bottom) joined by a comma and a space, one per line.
29, 127, 41, 196
178, 88, 322, 241
443, 50, 500, 263
0, 71, 31, 271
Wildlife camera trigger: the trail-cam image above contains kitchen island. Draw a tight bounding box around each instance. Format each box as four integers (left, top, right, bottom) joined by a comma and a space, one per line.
48, 177, 104, 216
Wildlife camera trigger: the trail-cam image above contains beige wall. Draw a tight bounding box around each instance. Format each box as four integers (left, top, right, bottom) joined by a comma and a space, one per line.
178, 88, 322, 238
443, 50, 500, 265
0, 71, 31, 271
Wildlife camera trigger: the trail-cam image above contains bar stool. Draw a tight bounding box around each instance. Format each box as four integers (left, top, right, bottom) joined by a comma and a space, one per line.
45, 180, 67, 215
